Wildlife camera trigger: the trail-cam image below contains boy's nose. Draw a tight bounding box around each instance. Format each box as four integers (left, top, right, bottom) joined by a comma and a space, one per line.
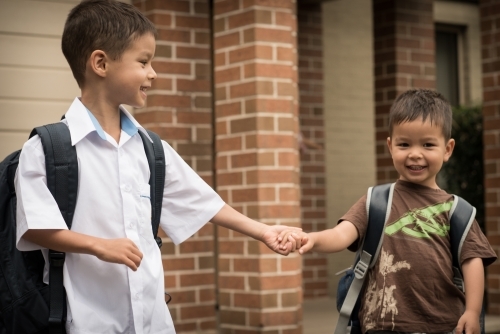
149, 67, 157, 81
408, 148, 422, 159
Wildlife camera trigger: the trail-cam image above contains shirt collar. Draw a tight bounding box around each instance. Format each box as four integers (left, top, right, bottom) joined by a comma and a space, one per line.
64, 98, 153, 145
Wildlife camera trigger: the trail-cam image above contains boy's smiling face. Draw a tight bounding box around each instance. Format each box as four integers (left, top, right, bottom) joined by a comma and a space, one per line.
387, 118, 455, 189
105, 32, 157, 108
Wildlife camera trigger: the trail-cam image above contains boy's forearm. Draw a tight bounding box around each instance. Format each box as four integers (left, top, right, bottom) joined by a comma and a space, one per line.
210, 204, 267, 240
462, 257, 484, 315
23, 229, 100, 256
310, 221, 359, 253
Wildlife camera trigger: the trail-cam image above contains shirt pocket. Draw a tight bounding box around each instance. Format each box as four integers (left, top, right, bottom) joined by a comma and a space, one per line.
138, 183, 154, 242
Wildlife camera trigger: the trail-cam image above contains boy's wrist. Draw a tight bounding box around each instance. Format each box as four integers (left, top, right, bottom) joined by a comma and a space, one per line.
464, 308, 481, 317
86, 236, 102, 257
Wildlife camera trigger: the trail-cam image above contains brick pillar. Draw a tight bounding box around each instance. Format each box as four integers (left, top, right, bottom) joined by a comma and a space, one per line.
213, 0, 302, 332
373, 0, 436, 184
481, 0, 500, 315
297, 3, 327, 299
134, 1, 217, 332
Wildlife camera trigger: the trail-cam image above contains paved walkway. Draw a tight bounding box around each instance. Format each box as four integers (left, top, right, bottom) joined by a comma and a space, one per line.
303, 298, 500, 334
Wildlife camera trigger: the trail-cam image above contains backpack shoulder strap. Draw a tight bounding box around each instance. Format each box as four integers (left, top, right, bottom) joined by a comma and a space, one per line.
335, 182, 395, 334
31, 123, 78, 228
138, 130, 165, 248
362, 182, 394, 271
449, 195, 476, 292
30, 122, 78, 334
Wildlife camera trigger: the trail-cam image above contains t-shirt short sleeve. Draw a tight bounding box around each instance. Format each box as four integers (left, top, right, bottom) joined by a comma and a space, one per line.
460, 219, 497, 267
338, 194, 368, 252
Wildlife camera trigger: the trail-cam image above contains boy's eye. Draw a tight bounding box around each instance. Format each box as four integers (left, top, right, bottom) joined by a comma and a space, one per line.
423, 143, 435, 148
139, 61, 147, 65
397, 143, 409, 147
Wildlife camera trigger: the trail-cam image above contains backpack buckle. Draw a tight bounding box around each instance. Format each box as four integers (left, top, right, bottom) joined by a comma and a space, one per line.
353, 251, 372, 279
155, 236, 163, 248
49, 251, 65, 267
453, 276, 465, 292
353, 261, 368, 279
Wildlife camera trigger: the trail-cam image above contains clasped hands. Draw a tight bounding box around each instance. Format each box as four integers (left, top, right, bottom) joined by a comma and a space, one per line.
262, 225, 309, 256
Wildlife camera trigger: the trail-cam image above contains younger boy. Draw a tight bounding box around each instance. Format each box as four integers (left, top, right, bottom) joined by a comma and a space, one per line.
295, 89, 497, 333
15, 1, 301, 333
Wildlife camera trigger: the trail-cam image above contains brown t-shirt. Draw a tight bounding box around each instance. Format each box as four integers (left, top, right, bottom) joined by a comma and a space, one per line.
339, 180, 497, 333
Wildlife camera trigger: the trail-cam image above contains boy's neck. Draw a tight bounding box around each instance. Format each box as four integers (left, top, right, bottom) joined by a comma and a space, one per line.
397, 177, 440, 190
80, 92, 122, 144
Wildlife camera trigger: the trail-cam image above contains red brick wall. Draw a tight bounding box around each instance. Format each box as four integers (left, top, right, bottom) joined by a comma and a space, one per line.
480, 0, 500, 314
134, 0, 217, 332
213, 0, 303, 332
373, 0, 436, 184
297, 3, 328, 299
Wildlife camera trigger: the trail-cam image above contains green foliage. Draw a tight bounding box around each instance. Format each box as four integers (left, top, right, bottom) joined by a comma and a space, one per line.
440, 105, 484, 230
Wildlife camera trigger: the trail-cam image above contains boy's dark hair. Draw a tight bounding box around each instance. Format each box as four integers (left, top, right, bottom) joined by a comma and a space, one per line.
62, 0, 157, 88
388, 89, 453, 141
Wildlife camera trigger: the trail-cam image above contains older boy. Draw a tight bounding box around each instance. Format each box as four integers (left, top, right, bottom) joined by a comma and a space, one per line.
296, 89, 496, 334
15, 1, 301, 333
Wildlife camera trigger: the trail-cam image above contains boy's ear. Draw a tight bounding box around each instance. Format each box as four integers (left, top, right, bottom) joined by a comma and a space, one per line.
444, 138, 455, 162
88, 50, 108, 78
387, 137, 393, 155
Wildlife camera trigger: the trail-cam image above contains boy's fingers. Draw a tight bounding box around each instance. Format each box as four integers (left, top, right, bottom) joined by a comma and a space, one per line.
287, 235, 297, 250
131, 247, 143, 259
277, 229, 289, 242
298, 242, 312, 255
279, 232, 292, 249
130, 253, 142, 266
124, 258, 138, 271
289, 233, 301, 249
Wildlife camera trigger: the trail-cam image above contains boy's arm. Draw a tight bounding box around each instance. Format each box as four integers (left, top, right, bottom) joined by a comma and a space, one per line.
455, 257, 484, 334
210, 204, 303, 255
22, 229, 143, 271
298, 220, 359, 254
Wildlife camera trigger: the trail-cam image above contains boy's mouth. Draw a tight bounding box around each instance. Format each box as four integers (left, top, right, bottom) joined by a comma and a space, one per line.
140, 86, 148, 92
407, 165, 426, 171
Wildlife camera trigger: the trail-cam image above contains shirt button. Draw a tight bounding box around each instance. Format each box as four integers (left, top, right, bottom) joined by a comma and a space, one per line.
135, 293, 140, 300
123, 184, 131, 192
129, 222, 134, 228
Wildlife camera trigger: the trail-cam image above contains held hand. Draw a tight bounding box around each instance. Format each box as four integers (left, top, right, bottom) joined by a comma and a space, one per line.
277, 229, 308, 252
298, 233, 315, 255
262, 225, 303, 256
455, 310, 480, 334
93, 238, 144, 271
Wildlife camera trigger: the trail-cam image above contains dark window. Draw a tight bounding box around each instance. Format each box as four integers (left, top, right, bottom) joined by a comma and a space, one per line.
435, 29, 459, 106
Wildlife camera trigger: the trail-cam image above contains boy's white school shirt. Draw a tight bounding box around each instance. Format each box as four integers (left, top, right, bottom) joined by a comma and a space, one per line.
15, 98, 225, 334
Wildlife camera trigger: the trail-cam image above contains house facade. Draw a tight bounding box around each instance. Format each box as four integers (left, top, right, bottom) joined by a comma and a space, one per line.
0, 0, 499, 332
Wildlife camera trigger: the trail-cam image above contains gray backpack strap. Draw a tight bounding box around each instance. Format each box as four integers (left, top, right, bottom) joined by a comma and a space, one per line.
449, 195, 485, 334
334, 183, 395, 334
449, 195, 476, 292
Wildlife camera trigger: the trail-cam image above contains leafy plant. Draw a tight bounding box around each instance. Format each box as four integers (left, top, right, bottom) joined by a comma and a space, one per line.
439, 105, 484, 230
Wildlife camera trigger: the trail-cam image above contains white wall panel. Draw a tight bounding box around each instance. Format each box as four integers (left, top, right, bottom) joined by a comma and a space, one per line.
322, 0, 375, 298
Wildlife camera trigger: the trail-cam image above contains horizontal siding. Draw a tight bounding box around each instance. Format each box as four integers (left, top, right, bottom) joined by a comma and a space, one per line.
0, 132, 29, 160
0, 0, 78, 159
0, 67, 79, 100
0, 34, 67, 68
0, 1, 75, 37
0, 0, 132, 160
0, 100, 69, 130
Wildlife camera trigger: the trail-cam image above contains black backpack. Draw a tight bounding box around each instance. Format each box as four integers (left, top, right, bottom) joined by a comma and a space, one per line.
335, 183, 484, 334
0, 122, 166, 334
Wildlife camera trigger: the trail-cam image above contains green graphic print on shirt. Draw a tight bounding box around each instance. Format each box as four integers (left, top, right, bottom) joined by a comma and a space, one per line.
362, 201, 453, 331
385, 201, 453, 238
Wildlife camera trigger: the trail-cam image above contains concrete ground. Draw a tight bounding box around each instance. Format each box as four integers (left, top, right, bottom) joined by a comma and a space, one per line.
303, 298, 500, 334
